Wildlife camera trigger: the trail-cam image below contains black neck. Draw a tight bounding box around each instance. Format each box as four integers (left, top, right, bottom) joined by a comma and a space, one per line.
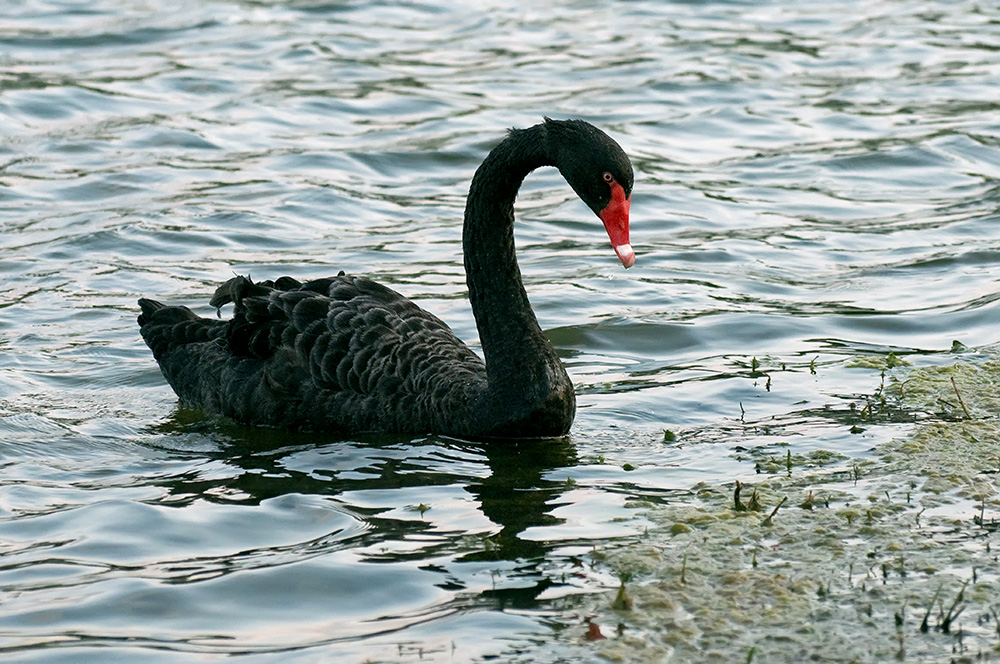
462, 124, 570, 403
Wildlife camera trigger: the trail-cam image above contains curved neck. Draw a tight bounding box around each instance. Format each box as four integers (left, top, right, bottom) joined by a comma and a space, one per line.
462, 124, 570, 404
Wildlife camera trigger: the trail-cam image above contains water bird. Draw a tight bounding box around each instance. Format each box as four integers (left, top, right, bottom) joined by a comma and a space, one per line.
138, 118, 634, 438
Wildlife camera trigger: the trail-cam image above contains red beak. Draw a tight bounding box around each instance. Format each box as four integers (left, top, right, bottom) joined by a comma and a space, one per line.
598, 182, 634, 268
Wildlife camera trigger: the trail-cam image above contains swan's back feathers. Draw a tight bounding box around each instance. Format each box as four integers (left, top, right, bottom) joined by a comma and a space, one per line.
138, 273, 487, 434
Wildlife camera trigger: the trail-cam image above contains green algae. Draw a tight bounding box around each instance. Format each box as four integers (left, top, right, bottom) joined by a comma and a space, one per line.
572, 352, 1000, 663
848, 351, 912, 371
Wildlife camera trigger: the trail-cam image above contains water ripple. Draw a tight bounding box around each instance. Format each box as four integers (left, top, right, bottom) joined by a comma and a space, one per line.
1, 0, 999, 661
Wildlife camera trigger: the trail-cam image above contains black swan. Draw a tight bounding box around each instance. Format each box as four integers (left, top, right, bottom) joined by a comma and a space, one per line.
138, 118, 634, 439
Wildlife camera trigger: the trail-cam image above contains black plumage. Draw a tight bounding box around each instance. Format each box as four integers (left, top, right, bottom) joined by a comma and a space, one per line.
138, 119, 635, 439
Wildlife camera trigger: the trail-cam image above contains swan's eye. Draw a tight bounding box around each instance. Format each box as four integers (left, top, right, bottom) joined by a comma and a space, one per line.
603, 172, 614, 183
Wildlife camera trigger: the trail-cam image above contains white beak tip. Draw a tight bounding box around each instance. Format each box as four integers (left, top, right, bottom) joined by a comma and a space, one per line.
615, 244, 635, 269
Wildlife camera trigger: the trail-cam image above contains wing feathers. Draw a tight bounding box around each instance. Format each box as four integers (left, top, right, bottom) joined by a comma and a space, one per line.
139, 272, 486, 433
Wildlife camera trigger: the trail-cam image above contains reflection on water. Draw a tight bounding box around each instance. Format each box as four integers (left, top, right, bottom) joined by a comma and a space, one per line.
150, 413, 580, 567
1, 0, 999, 661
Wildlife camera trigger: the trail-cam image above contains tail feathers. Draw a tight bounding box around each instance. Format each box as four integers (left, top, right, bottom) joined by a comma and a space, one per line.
137, 298, 226, 358
139, 298, 211, 326
137, 298, 201, 326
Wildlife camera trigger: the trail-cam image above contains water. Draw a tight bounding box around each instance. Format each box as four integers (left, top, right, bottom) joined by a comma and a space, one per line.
1, 0, 999, 661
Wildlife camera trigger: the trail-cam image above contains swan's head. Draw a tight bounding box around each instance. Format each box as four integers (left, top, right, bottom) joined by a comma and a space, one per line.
546, 119, 635, 269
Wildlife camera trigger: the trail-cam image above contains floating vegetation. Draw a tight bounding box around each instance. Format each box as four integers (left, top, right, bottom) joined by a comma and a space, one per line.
567, 351, 1000, 663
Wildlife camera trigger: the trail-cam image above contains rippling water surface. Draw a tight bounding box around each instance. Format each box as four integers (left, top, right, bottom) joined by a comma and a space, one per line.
2, 0, 999, 661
